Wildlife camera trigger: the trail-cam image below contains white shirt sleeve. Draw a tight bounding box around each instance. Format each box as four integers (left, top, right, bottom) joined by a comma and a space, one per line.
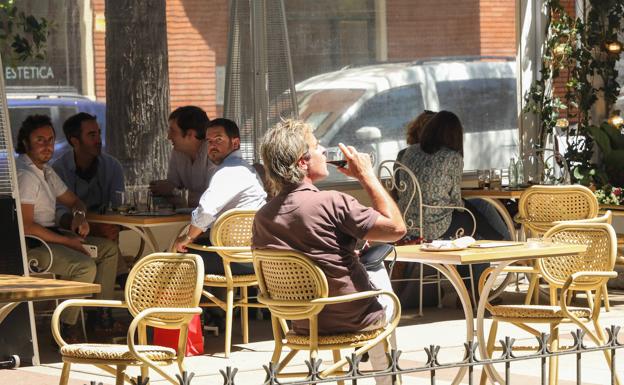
191, 168, 232, 231
16, 169, 40, 204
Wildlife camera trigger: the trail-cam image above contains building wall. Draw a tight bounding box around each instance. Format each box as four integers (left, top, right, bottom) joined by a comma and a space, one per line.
91, 1, 521, 115
91, 0, 228, 118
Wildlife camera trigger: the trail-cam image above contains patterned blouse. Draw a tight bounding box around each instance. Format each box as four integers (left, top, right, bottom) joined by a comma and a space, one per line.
397, 145, 463, 240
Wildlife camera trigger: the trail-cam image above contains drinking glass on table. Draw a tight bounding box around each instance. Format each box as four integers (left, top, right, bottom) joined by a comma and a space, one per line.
478, 169, 491, 189
490, 168, 502, 190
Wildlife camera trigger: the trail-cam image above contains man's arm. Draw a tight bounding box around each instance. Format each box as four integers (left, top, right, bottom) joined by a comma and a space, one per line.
57, 190, 89, 237
21, 203, 88, 255
337, 143, 406, 242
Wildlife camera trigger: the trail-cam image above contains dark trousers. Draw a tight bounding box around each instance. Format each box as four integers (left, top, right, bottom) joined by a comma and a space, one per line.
195, 237, 255, 275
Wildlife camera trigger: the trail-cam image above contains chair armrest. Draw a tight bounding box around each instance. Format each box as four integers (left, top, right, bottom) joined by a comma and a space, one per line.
560, 271, 617, 319
126, 307, 202, 385
561, 271, 618, 291
52, 299, 127, 347
24, 235, 54, 273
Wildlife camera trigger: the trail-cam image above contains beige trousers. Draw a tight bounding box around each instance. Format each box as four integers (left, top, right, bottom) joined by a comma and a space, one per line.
27, 235, 119, 325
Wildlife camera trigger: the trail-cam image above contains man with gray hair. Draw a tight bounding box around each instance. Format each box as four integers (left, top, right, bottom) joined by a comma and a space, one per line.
252, 119, 405, 385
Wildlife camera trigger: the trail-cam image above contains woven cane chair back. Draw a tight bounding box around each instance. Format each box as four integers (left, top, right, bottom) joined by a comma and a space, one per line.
518, 185, 599, 237
210, 209, 256, 250
539, 223, 617, 290
253, 249, 329, 320
125, 253, 204, 327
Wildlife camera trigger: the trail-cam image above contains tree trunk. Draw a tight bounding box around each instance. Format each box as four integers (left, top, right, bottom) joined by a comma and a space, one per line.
105, 0, 170, 186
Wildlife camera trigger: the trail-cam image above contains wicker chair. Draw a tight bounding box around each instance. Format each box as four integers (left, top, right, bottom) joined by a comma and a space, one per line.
378, 159, 477, 316
253, 249, 401, 382
52, 252, 204, 385
479, 222, 619, 385
184, 208, 262, 357
513, 185, 600, 306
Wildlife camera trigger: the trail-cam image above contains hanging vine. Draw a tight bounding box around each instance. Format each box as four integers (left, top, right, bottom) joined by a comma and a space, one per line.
523, 0, 624, 186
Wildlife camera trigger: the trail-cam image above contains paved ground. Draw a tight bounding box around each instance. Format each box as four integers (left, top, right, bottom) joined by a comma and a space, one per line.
2, 285, 624, 385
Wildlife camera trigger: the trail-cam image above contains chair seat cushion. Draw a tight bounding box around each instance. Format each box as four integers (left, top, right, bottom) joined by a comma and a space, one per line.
60, 343, 176, 361
205, 274, 257, 283
285, 328, 385, 346
491, 305, 591, 319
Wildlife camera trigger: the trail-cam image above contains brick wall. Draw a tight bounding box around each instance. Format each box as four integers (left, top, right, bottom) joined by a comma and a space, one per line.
91, 0, 228, 118
386, 0, 482, 60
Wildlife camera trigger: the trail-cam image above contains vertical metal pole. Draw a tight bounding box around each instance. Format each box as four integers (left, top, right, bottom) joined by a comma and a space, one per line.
251, 0, 269, 163
468, 365, 474, 385
611, 348, 616, 385
541, 356, 547, 385
576, 352, 581, 385
431, 369, 436, 385
277, 0, 298, 119
505, 361, 511, 385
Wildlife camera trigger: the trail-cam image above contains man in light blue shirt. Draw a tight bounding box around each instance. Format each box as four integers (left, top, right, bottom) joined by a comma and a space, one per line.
173, 118, 266, 274
53, 113, 124, 241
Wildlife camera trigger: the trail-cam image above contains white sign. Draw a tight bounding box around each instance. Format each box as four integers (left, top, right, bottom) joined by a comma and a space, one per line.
5, 66, 55, 80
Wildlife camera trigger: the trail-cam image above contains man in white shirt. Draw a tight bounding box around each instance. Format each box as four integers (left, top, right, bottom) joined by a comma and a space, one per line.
173, 118, 266, 275
149, 106, 216, 207
15, 115, 119, 337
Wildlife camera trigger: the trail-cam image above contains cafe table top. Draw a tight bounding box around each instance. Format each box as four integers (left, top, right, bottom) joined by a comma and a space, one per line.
0, 274, 101, 303
87, 212, 190, 226
393, 241, 587, 265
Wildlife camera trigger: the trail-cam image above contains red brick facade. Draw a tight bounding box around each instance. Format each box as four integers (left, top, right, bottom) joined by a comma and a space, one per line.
91, 1, 522, 115
92, 0, 228, 117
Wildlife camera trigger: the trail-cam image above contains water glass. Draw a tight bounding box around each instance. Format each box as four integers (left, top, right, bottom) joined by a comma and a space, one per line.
134, 188, 152, 212
490, 168, 502, 190
478, 169, 491, 189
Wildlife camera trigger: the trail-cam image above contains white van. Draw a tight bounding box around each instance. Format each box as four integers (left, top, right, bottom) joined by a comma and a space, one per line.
295, 57, 518, 184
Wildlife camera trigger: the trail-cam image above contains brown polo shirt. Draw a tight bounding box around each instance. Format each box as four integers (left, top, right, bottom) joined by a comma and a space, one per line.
252, 182, 384, 335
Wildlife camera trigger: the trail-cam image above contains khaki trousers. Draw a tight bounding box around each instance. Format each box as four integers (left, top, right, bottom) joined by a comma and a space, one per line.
27, 235, 119, 325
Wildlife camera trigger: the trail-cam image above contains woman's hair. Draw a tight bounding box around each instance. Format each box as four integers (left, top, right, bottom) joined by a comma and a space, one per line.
405, 110, 436, 145
419, 110, 463, 155
260, 119, 312, 194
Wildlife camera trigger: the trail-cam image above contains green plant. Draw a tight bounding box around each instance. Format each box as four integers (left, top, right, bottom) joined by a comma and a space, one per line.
0, 0, 51, 62
524, 0, 624, 186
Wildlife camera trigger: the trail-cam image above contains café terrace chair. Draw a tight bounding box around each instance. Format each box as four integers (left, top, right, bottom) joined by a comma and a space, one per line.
253, 249, 401, 383
184, 208, 263, 357
25, 235, 88, 340
513, 185, 600, 306
52, 252, 204, 385
478, 222, 619, 385
378, 160, 477, 316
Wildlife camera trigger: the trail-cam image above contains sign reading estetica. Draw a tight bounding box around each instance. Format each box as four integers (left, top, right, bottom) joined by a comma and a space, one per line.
4, 66, 55, 80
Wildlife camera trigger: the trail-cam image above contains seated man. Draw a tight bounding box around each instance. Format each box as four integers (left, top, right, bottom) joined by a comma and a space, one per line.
15, 115, 120, 339
252, 119, 405, 385
173, 118, 266, 275
52, 112, 127, 277
150, 105, 215, 207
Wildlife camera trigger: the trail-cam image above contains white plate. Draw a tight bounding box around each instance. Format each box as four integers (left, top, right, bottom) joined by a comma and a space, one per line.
420, 243, 466, 252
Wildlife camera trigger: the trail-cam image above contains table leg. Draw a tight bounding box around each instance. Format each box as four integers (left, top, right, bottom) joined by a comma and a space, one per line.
121, 225, 159, 255
476, 260, 514, 385
428, 263, 474, 385
0, 302, 19, 325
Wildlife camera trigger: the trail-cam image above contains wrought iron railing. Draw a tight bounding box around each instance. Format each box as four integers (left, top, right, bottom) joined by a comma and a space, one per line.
85, 325, 623, 385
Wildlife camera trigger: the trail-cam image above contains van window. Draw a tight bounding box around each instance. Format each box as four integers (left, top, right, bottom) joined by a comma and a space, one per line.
436, 78, 517, 134
9, 107, 51, 136
327, 84, 424, 147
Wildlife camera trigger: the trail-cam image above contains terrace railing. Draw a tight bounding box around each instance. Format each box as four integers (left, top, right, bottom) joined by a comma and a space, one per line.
84, 325, 623, 385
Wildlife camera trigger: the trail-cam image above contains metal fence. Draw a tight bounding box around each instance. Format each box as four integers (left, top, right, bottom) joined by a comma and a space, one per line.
85, 325, 623, 385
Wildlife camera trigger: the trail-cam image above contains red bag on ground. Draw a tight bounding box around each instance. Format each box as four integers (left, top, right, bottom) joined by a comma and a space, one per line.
152, 314, 204, 356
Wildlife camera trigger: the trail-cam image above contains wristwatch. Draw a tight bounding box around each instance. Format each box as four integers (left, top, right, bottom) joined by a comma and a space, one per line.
73, 209, 86, 218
